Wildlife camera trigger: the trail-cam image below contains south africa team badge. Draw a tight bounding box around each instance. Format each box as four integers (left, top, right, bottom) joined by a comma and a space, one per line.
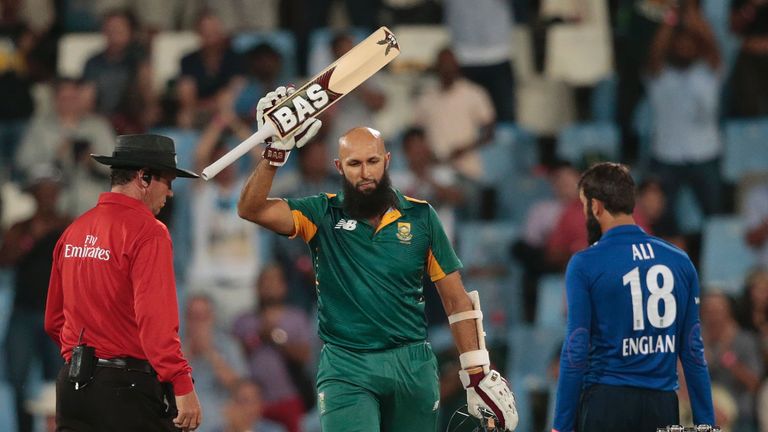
396, 222, 412, 243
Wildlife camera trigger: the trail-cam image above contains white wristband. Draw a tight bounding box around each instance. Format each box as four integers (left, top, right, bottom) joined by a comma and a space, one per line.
448, 309, 482, 325
459, 349, 490, 370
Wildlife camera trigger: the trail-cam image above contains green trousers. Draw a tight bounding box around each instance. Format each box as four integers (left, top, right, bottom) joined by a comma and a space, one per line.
317, 341, 440, 432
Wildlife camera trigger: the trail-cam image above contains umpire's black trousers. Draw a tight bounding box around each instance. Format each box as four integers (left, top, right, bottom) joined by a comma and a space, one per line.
56, 362, 177, 432
578, 384, 679, 432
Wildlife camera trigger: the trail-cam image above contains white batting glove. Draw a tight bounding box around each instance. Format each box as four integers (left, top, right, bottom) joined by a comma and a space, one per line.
257, 86, 322, 167
460, 368, 519, 431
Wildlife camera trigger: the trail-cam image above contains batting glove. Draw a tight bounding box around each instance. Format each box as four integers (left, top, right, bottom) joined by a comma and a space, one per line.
257, 86, 322, 167
460, 368, 519, 431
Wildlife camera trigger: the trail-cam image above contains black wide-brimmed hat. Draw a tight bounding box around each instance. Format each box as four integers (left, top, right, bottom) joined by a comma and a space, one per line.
91, 134, 198, 178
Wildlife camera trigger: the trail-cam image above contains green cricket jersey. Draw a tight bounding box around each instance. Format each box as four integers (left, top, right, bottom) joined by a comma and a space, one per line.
285, 189, 462, 350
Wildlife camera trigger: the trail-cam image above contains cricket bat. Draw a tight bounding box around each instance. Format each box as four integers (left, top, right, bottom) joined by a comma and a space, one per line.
202, 26, 400, 180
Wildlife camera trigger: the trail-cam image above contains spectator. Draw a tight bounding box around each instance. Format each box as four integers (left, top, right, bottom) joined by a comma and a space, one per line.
0, 165, 69, 432
744, 180, 768, 269
701, 291, 763, 431
612, 0, 677, 161
0, 0, 37, 180
729, 0, 768, 117
414, 47, 496, 182
633, 177, 686, 250
189, 107, 262, 327
177, 11, 244, 128
544, 165, 588, 271
15, 77, 116, 216
184, 294, 248, 432
180, 0, 280, 33
269, 134, 337, 311
214, 379, 286, 432
232, 264, 314, 432
322, 33, 386, 157
736, 268, 768, 363
646, 4, 723, 230
390, 126, 466, 241
512, 161, 581, 321
235, 43, 286, 123
444, 0, 515, 121
82, 9, 156, 134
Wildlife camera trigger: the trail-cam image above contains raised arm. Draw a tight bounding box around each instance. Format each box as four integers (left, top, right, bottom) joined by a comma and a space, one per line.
237, 159, 295, 235
237, 86, 322, 235
648, 15, 677, 76
685, 7, 722, 70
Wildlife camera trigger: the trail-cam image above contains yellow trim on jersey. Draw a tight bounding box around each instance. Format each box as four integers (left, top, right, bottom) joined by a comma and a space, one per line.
325, 193, 337, 199
375, 208, 402, 234
291, 210, 318, 242
427, 248, 446, 281
404, 195, 428, 204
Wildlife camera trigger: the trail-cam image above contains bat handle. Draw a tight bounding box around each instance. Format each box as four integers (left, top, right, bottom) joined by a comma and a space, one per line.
201, 122, 277, 180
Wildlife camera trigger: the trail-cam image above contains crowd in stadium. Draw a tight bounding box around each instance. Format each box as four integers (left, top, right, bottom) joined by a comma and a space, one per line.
1, 0, 768, 431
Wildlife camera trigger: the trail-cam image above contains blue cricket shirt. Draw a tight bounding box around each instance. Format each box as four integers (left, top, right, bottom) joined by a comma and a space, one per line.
552, 225, 714, 432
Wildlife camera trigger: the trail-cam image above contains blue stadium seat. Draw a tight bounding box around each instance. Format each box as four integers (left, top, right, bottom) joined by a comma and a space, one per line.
591, 76, 617, 123
504, 173, 554, 225
506, 324, 562, 432
0, 381, 16, 432
456, 222, 518, 271
675, 186, 704, 234
478, 122, 538, 186
536, 275, 566, 328
232, 30, 298, 81
723, 118, 768, 183
557, 122, 621, 167
700, 216, 756, 294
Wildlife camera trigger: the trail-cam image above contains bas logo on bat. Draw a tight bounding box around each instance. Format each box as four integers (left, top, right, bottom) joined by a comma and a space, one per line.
267, 71, 342, 136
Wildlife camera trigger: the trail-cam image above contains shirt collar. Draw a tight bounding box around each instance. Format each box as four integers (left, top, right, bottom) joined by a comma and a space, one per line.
97, 192, 154, 218
600, 224, 645, 240
328, 188, 414, 210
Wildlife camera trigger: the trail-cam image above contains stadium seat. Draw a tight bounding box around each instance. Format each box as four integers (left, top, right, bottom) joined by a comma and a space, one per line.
232, 30, 298, 81
57, 33, 106, 78
516, 77, 576, 136
457, 222, 522, 331
557, 122, 620, 168
545, 25, 613, 86
675, 186, 704, 234
0, 381, 16, 432
723, 118, 768, 183
506, 324, 562, 432
389, 25, 450, 73
151, 31, 200, 91
506, 173, 554, 225
479, 122, 539, 184
700, 216, 756, 294
456, 222, 518, 272
535, 275, 566, 328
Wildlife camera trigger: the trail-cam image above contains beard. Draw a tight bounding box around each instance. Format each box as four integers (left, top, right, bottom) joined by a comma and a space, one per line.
586, 204, 603, 245
342, 170, 397, 220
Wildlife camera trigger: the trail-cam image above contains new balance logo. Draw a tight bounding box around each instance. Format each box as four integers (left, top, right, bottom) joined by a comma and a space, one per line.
334, 219, 358, 231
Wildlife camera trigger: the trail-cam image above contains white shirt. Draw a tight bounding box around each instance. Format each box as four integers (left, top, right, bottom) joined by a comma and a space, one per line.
647, 62, 722, 163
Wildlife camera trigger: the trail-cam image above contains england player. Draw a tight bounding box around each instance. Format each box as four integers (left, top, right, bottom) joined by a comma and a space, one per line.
552, 162, 714, 432
237, 87, 518, 431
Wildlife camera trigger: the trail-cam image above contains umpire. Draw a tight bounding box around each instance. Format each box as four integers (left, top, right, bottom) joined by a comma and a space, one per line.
44, 134, 202, 431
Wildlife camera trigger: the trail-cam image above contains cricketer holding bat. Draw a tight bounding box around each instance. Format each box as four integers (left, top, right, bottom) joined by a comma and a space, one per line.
237, 87, 518, 431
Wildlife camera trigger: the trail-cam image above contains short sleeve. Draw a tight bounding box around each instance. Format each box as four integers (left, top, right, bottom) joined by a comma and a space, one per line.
426, 204, 462, 281
285, 194, 330, 242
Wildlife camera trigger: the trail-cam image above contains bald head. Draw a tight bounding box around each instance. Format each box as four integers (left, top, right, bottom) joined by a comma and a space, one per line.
338, 127, 386, 158
335, 127, 391, 193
